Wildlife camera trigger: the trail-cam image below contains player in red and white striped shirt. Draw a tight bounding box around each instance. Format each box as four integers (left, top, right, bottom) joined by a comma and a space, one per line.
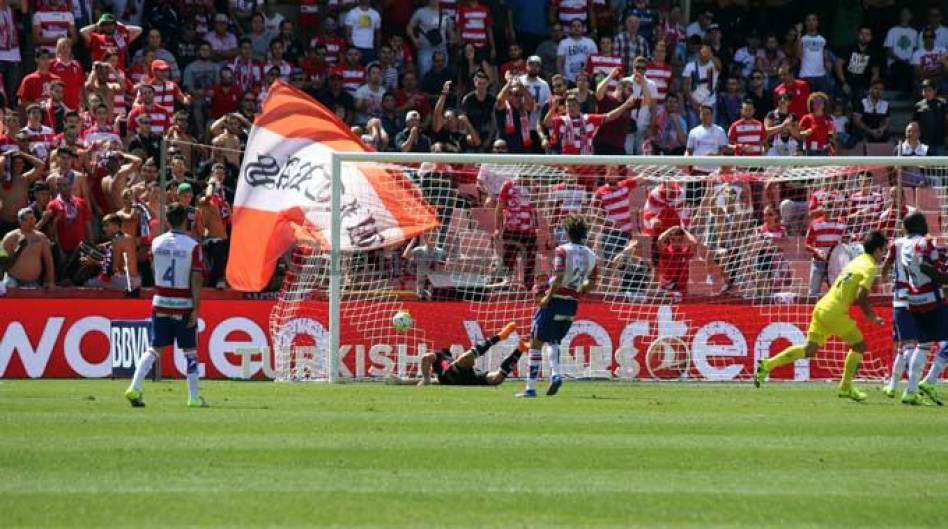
645, 40, 673, 104
549, 0, 591, 27
127, 84, 172, 136
805, 204, 847, 296
585, 34, 622, 88
456, 0, 494, 57
31, 0, 75, 55
727, 99, 766, 155
593, 172, 638, 260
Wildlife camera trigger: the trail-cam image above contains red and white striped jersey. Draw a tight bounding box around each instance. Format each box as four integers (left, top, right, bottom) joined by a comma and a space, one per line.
552, 242, 598, 300
550, 182, 589, 222
498, 178, 536, 232
585, 52, 622, 87
151, 229, 205, 315
727, 119, 766, 155
127, 104, 172, 135
805, 216, 846, 260
229, 57, 265, 92
456, 5, 492, 48
808, 188, 845, 214
107, 70, 131, 118
20, 124, 55, 158
849, 190, 883, 217
553, 113, 605, 155
333, 64, 366, 95
758, 222, 786, 241
894, 234, 943, 312
150, 80, 183, 113
551, 0, 590, 25
299, 0, 320, 25
594, 178, 637, 233
310, 35, 346, 65
81, 124, 121, 148
643, 182, 689, 236
645, 61, 672, 103
32, 9, 74, 54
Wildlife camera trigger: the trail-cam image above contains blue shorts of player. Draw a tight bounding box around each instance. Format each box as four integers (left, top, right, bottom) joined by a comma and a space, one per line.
894, 304, 948, 343
532, 297, 578, 345
150, 312, 197, 349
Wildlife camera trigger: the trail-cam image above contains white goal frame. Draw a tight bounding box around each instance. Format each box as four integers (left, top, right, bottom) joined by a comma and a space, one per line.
323, 153, 948, 383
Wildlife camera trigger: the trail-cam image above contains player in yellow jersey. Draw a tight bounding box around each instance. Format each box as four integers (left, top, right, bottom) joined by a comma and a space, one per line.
755, 230, 888, 401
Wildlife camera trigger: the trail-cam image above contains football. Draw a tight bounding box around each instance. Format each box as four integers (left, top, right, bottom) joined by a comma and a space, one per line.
392, 311, 414, 332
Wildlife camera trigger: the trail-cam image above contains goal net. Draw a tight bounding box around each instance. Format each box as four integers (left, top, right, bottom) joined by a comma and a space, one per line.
271, 153, 948, 383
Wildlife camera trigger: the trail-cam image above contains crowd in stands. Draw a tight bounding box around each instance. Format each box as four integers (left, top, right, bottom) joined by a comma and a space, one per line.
0, 0, 947, 298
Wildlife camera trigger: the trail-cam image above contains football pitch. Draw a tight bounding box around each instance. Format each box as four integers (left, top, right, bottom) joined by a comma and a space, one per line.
1, 380, 947, 528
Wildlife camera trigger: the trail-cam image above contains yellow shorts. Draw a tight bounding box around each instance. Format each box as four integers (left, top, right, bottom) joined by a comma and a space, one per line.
806, 309, 864, 347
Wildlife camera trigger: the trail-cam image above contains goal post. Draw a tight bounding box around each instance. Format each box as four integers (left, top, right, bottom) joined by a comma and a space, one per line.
269, 152, 948, 383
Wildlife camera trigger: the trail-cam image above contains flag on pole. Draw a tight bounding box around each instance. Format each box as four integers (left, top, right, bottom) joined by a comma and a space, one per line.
227, 81, 438, 291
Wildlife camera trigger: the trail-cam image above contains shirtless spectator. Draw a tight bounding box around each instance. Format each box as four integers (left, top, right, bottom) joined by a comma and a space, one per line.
0, 150, 45, 236
83, 213, 141, 292
1, 208, 55, 288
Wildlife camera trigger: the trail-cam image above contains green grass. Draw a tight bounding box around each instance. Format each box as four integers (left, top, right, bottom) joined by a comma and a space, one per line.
1, 380, 947, 528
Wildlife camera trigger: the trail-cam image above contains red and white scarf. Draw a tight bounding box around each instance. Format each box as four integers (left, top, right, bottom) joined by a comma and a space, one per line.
504, 101, 532, 148
559, 115, 593, 155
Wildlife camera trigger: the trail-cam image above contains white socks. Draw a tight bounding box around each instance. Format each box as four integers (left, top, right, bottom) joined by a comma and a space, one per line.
550, 344, 561, 378
525, 348, 542, 392
130, 349, 158, 392
888, 344, 914, 388
906, 343, 930, 394
185, 352, 200, 400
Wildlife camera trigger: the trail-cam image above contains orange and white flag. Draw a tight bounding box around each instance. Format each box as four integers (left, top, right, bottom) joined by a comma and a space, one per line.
227, 82, 438, 291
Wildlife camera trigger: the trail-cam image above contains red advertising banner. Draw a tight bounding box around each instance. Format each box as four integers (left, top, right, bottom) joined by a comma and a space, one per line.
0, 299, 894, 380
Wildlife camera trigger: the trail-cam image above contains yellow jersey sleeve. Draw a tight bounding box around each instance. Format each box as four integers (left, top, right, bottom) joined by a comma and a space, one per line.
816, 254, 877, 314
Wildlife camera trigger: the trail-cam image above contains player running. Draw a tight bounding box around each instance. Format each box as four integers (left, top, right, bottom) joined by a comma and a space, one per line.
885, 212, 947, 405
755, 230, 888, 401
124, 203, 208, 408
518, 215, 598, 398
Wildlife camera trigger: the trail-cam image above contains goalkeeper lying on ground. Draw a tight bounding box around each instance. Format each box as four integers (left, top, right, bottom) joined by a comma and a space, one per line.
389, 322, 526, 386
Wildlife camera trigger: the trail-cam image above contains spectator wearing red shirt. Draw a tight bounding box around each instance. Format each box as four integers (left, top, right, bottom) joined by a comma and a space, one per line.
31, 0, 75, 56
495, 175, 538, 290
17, 48, 61, 115
500, 43, 527, 80
456, 0, 495, 61
727, 99, 766, 155
645, 40, 673, 104
127, 83, 172, 136
79, 13, 143, 71
543, 86, 644, 155
804, 206, 846, 296
47, 177, 93, 257
145, 59, 190, 114
310, 16, 347, 66
656, 226, 696, 303
773, 65, 810, 120
334, 48, 367, 96
50, 37, 84, 111
395, 71, 432, 123
207, 67, 242, 120
593, 171, 637, 261
798, 92, 835, 156
585, 34, 622, 88
40, 80, 68, 133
